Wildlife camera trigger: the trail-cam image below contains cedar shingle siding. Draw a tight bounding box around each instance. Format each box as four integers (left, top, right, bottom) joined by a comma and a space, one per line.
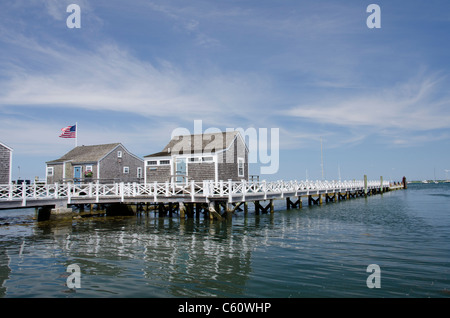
0, 142, 12, 184
46, 143, 143, 183
188, 162, 215, 181
146, 165, 171, 183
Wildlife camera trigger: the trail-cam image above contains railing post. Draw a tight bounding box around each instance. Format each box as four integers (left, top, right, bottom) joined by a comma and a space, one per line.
219, 180, 224, 197
96, 182, 99, 203
33, 183, 37, 199
68, 182, 72, 204
203, 180, 209, 197
55, 183, 59, 199
21, 182, 26, 206
153, 181, 158, 202
263, 180, 267, 200
191, 180, 195, 202
242, 179, 246, 202
8, 183, 13, 200
120, 182, 124, 202
228, 179, 232, 203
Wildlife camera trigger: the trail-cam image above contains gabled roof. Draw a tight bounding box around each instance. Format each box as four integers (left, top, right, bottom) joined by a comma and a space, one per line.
46, 143, 121, 164
144, 131, 247, 158
0, 141, 13, 152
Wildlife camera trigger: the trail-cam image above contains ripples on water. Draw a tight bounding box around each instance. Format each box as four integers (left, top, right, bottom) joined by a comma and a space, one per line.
0, 183, 449, 298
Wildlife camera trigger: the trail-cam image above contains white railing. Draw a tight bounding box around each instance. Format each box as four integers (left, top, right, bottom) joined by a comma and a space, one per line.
0, 179, 393, 207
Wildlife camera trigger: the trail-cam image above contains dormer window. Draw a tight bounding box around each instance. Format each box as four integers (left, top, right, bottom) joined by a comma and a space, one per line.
117, 151, 122, 158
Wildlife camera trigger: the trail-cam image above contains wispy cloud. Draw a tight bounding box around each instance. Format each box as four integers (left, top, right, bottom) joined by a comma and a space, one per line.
0, 34, 271, 125
287, 73, 450, 134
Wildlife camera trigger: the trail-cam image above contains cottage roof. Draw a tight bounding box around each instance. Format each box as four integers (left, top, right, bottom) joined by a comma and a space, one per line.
0, 141, 13, 152
144, 131, 245, 157
46, 143, 121, 164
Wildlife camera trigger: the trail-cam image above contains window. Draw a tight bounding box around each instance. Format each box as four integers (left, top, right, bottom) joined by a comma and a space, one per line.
85, 165, 93, 172
159, 160, 170, 165
137, 167, 143, 178
47, 167, 54, 176
117, 151, 123, 158
202, 157, 213, 162
123, 166, 129, 174
238, 158, 244, 177
189, 157, 200, 162
147, 160, 157, 165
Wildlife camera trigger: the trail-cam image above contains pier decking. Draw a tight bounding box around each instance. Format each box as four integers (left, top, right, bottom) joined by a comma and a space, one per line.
0, 178, 406, 220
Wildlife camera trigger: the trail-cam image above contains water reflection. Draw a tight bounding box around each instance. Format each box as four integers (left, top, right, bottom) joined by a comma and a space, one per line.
25, 215, 275, 297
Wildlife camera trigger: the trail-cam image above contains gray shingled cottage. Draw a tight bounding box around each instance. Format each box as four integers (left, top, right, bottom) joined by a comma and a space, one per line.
46, 143, 144, 184
144, 131, 249, 183
0, 141, 13, 184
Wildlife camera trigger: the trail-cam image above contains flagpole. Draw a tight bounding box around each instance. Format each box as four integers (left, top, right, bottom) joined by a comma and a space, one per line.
75, 122, 78, 147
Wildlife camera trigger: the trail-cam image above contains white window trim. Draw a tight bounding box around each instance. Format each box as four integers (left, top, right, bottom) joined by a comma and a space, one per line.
238, 157, 245, 177
117, 151, 123, 158
47, 166, 54, 176
123, 166, 129, 174
137, 167, 143, 178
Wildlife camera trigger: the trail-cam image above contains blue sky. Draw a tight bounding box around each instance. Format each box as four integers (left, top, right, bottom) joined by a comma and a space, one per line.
1, 0, 450, 182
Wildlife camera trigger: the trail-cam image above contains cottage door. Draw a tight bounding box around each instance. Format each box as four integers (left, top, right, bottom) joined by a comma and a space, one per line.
74, 166, 82, 184
175, 158, 186, 183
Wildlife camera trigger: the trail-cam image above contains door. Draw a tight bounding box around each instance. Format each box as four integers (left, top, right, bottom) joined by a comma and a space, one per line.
74, 166, 82, 184
175, 158, 186, 183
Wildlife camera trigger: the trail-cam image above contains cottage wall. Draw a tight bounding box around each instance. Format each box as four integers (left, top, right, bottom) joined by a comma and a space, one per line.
46, 163, 63, 184
146, 165, 171, 183
217, 136, 248, 181
46, 162, 99, 183
0, 144, 11, 184
187, 162, 215, 181
100, 145, 144, 182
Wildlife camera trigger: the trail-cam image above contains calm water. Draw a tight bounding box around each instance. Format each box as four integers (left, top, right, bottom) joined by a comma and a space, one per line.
0, 183, 449, 298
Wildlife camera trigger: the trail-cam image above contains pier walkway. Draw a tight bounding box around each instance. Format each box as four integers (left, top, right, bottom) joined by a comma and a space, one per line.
0, 178, 405, 220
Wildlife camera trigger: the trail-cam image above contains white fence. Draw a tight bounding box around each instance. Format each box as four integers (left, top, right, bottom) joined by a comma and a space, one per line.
0, 179, 392, 208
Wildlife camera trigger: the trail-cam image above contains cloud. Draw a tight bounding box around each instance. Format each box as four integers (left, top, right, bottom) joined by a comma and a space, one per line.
287, 74, 450, 133
0, 34, 271, 127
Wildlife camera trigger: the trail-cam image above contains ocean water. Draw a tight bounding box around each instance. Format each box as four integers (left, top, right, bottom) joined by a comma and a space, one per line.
0, 183, 449, 298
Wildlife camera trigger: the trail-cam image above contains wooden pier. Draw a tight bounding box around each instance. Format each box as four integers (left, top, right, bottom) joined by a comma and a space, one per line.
0, 176, 406, 221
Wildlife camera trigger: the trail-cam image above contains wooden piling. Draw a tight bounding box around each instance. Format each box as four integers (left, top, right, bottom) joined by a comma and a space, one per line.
208, 201, 222, 221
364, 174, 368, 196
380, 176, 384, 193
179, 202, 185, 218
286, 197, 302, 209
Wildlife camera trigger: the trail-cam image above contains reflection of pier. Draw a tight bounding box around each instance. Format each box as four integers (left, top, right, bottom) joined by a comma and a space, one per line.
37, 218, 255, 297
0, 177, 407, 220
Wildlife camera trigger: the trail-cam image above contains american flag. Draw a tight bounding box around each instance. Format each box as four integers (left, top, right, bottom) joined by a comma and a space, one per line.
59, 125, 76, 138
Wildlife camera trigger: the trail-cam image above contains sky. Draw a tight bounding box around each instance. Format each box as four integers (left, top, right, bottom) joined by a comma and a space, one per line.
1, 0, 450, 182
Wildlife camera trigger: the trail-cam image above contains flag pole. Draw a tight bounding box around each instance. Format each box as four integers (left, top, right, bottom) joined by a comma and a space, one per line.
75, 122, 78, 147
